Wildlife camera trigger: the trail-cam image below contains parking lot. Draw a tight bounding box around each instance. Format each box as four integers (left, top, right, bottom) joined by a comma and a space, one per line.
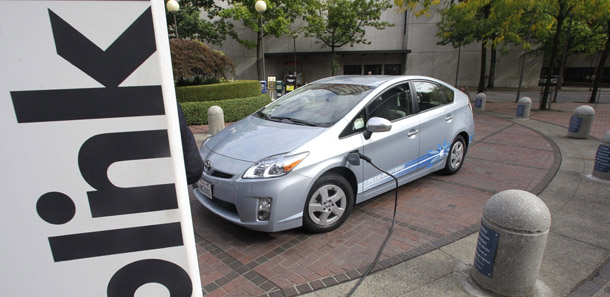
189, 109, 562, 296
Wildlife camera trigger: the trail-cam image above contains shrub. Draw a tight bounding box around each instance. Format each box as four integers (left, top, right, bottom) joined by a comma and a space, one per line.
176, 80, 262, 103
180, 94, 271, 125
170, 39, 235, 85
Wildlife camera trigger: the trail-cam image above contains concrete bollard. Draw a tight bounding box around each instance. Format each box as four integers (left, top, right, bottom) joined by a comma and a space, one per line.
207, 106, 225, 136
516, 97, 532, 119
567, 105, 595, 139
471, 189, 551, 296
474, 93, 486, 111
593, 131, 610, 180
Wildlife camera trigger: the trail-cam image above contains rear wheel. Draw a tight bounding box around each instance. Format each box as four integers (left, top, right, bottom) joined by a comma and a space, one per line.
441, 135, 466, 175
303, 173, 354, 233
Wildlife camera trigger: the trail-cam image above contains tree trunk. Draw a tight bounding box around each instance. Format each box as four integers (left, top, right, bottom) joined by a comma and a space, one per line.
478, 40, 487, 93
541, 3, 568, 110
487, 41, 497, 89
331, 46, 336, 76
256, 29, 262, 81
590, 21, 610, 103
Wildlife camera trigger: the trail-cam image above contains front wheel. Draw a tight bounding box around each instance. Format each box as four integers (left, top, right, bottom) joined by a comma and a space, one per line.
303, 173, 354, 233
441, 135, 466, 175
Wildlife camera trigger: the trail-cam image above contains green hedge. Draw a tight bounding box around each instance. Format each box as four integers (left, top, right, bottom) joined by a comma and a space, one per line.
176, 80, 262, 103
180, 94, 271, 125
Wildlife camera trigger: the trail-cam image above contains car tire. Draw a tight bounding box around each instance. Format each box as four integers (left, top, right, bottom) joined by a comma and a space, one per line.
441, 135, 466, 175
303, 173, 354, 233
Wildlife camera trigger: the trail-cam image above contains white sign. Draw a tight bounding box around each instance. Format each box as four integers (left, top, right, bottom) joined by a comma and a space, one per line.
0, 1, 202, 296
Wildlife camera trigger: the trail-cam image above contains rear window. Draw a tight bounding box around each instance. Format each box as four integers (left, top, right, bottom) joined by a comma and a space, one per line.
440, 84, 454, 103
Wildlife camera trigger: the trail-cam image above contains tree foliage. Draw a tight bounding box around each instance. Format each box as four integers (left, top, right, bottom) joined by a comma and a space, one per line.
303, 0, 393, 75
166, 0, 232, 45
220, 0, 305, 79
170, 39, 235, 86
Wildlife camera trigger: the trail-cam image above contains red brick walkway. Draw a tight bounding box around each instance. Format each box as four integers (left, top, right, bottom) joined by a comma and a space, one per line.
188, 112, 560, 296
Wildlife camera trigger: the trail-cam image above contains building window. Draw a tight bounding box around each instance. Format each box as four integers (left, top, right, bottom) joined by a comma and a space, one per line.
344, 65, 362, 75
384, 64, 401, 75
364, 64, 382, 75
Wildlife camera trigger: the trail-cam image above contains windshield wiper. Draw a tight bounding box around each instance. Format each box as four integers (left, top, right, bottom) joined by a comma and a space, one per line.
269, 116, 319, 127
256, 110, 270, 120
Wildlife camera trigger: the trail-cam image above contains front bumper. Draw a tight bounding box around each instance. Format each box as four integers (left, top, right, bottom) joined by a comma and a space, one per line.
193, 152, 313, 232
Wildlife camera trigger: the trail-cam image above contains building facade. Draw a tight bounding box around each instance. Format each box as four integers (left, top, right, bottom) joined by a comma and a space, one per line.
214, 2, 607, 90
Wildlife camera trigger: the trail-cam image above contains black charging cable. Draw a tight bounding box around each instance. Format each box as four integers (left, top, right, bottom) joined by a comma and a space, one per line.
346, 153, 399, 297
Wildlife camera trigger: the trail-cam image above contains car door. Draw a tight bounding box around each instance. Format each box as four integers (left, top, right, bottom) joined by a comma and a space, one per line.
411, 80, 455, 172
357, 83, 421, 199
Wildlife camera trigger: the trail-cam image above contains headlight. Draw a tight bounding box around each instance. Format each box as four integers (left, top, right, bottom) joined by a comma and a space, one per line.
243, 152, 309, 179
200, 136, 210, 150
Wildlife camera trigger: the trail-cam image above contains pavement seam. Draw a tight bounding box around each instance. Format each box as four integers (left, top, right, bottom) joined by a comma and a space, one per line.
508, 118, 563, 195
570, 257, 610, 296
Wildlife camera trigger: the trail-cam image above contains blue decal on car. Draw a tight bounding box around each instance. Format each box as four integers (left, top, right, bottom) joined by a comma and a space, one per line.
358, 141, 449, 193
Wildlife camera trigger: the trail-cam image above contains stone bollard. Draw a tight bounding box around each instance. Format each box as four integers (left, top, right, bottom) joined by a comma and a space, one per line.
471, 189, 551, 296
567, 105, 595, 139
593, 131, 610, 180
474, 93, 486, 111
516, 97, 532, 119
207, 106, 225, 136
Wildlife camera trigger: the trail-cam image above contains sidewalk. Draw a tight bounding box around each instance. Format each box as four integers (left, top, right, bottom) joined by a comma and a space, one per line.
189, 90, 610, 297
298, 103, 610, 296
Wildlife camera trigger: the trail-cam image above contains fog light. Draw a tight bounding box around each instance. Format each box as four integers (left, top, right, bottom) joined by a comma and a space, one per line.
257, 198, 272, 221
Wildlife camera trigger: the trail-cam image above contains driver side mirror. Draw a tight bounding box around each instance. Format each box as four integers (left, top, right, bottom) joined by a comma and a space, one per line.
364, 117, 392, 140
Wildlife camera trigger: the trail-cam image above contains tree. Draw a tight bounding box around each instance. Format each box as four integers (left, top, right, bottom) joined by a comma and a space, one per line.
303, 0, 393, 75
535, 0, 585, 110
166, 0, 231, 45
170, 39, 235, 85
220, 0, 305, 80
586, 0, 610, 103
437, 0, 497, 93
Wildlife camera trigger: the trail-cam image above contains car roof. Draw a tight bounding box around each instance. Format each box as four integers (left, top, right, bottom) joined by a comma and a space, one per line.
311, 75, 433, 88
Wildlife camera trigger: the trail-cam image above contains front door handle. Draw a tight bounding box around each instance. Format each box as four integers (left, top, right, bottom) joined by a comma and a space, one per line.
407, 129, 419, 137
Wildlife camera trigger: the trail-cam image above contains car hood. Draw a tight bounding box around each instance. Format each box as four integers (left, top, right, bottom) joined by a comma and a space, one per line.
204, 115, 325, 162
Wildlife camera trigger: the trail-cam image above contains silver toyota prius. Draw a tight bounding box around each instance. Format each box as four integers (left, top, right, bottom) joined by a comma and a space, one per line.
194, 75, 474, 233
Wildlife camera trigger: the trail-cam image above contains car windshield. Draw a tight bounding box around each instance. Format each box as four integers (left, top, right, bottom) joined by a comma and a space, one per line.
257, 83, 372, 127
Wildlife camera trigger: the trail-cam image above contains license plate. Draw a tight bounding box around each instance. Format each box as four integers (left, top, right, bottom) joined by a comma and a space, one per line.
197, 180, 212, 200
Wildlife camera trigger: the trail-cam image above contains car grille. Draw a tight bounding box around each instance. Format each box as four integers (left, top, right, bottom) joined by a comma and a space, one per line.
210, 170, 233, 179
210, 196, 238, 215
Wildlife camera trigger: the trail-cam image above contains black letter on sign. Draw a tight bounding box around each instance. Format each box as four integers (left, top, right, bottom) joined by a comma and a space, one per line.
79, 130, 178, 217
49, 223, 184, 262
107, 259, 192, 297
11, 86, 164, 123
48, 7, 156, 87
11, 6, 164, 124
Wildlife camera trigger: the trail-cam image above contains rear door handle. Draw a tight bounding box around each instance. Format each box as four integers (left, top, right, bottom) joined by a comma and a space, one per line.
407, 129, 419, 137
445, 114, 454, 121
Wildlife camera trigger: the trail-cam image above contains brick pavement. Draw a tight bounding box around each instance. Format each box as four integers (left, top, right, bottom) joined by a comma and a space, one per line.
188, 111, 561, 297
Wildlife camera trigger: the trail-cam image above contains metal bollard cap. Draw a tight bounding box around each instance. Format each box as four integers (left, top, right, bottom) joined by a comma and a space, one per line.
207, 105, 223, 115
602, 131, 610, 144
483, 189, 551, 232
572, 105, 595, 116
517, 97, 532, 105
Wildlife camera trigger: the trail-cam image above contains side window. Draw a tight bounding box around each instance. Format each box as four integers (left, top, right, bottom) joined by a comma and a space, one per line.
339, 83, 412, 138
413, 81, 446, 112
340, 110, 366, 138
367, 84, 411, 121
440, 84, 454, 103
